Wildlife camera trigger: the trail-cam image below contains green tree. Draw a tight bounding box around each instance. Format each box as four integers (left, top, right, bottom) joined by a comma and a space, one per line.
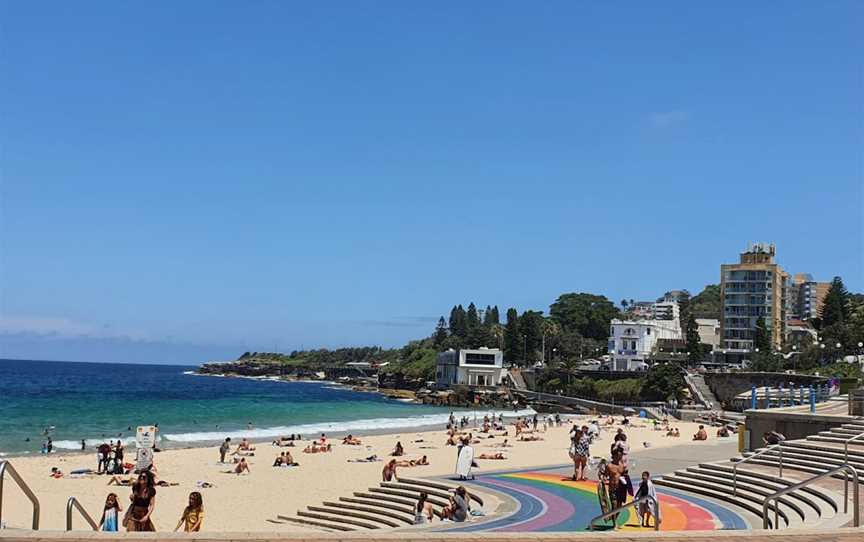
449, 305, 467, 339
433, 317, 448, 346
753, 317, 771, 353
821, 277, 849, 328
520, 310, 545, 363
685, 312, 701, 366
466, 302, 481, 330
489, 306, 500, 325
503, 308, 522, 364
642, 363, 685, 401
483, 305, 500, 326
549, 293, 619, 340
689, 285, 722, 319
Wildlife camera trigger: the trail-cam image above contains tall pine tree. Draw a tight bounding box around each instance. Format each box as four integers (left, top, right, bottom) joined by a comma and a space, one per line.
503, 308, 522, 364
433, 317, 448, 346
685, 312, 701, 366
753, 317, 771, 353
449, 305, 468, 339
820, 277, 849, 328
489, 306, 500, 325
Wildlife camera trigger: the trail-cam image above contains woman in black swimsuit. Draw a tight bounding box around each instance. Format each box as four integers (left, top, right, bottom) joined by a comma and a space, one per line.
124, 472, 156, 531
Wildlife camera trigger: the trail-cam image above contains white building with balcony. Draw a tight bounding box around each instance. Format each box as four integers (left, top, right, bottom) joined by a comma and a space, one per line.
608, 319, 681, 371
435, 348, 504, 387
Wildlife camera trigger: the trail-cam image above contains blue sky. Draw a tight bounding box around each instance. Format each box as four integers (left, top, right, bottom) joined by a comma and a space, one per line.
1, 2, 862, 364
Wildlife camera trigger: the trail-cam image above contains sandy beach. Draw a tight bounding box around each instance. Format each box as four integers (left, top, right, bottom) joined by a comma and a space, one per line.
2, 417, 724, 532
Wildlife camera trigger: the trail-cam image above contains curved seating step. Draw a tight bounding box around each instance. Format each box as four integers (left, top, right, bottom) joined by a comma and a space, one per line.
307, 505, 400, 528
352, 491, 426, 509
807, 435, 864, 446
381, 482, 453, 500
276, 515, 355, 532
777, 446, 864, 469
296, 510, 380, 529
396, 477, 485, 506
780, 440, 864, 460
346, 494, 418, 513
698, 463, 838, 513
744, 448, 864, 474
660, 473, 794, 526
322, 501, 414, 524
676, 469, 808, 521
654, 477, 779, 528
339, 497, 415, 516
732, 456, 828, 478
368, 487, 448, 507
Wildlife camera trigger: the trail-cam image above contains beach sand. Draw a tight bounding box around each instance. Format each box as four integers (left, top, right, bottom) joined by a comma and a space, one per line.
2, 417, 724, 532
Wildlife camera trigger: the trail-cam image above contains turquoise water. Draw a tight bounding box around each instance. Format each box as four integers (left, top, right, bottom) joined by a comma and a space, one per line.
0, 359, 483, 456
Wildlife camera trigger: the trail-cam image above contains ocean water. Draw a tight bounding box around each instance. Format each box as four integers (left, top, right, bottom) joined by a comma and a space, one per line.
0, 359, 509, 456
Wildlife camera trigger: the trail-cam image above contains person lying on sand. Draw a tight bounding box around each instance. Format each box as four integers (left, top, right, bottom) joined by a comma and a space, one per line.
519, 434, 544, 441
394, 455, 429, 467
272, 437, 295, 447
477, 452, 507, 460
237, 439, 255, 452
342, 434, 362, 445
302, 442, 332, 453
348, 455, 380, 463
108, 475, 135, 486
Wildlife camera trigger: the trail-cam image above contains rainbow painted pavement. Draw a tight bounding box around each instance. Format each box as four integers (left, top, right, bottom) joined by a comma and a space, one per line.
440, 469, 750, 532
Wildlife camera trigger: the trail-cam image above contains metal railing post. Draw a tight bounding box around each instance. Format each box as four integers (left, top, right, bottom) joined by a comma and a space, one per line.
588, 495, 660, 530
761, 464, 859, 530
66, 497, 98, 531
0, 460, 40, 530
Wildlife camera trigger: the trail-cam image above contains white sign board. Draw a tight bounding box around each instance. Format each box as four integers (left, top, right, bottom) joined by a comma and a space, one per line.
135, 447, 153, 471
136, 426, 157, 449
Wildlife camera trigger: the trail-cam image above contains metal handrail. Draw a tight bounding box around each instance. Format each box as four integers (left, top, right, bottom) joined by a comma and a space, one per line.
844, 430, 864, 464
588, 495, 660, 531
761, 464, 859, 530
734, 444, 783, 497
0, 460, 40, 530
66, 497, 99, 531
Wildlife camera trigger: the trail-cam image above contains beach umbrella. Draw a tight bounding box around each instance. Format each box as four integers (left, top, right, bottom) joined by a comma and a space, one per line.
623, 407, 636, 414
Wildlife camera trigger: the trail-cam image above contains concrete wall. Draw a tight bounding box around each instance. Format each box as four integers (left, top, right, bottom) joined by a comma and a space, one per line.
744, 408, 855, 446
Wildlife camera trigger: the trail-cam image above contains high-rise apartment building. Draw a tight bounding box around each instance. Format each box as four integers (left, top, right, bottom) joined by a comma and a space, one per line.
789, 273, 831, 321
720, 243, 788, 352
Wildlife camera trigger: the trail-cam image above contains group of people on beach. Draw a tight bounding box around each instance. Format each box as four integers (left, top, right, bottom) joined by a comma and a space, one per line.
96, 471, 203, 532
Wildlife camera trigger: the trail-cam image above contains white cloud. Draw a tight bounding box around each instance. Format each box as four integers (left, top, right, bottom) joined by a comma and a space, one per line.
0, 315, 150, 341
649, 110, 690, 128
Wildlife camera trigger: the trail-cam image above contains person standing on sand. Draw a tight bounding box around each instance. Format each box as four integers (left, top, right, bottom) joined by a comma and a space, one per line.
174, 492, 204, 532
219, 438, 231, 463
124, 472, 156, 531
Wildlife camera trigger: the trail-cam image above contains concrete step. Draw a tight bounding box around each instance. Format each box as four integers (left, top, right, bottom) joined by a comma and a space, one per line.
381, 481, 452, 501
698, 463, 838, 514
748, 448, 864, 473
684, 466, 829, 519
807, 435, 864, 446
654, 477, 780, 528
732, 456, 829, 478
676, 467, 822, 521
306, 505, 399, 528
322, 501, 414, 525
368, 487, 449, 507
340, 496, 415, 516
779, 439, 864, 459
659, 473, 794, 527
397, 477, 484, 506
781, 442, 864, 465
824, 428, 864, 436
296, 510, 380, 530
276, 515, 355, 532
352, 492, 421, 509
675, 469, 807, 521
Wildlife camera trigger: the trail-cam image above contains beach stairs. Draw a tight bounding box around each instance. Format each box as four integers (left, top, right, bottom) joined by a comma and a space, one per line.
276, 476, 484, 532
732, 422, 864, 481
653, 422, 864, 529
508, 368, 527, 390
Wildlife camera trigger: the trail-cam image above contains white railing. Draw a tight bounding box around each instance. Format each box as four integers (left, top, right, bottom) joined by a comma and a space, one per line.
0, 460, 40, 530
734, 444, 783, 497
761, 464, 859, 530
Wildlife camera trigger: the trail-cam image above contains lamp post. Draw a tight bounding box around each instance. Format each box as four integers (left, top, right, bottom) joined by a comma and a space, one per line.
791, 345, 797, 372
